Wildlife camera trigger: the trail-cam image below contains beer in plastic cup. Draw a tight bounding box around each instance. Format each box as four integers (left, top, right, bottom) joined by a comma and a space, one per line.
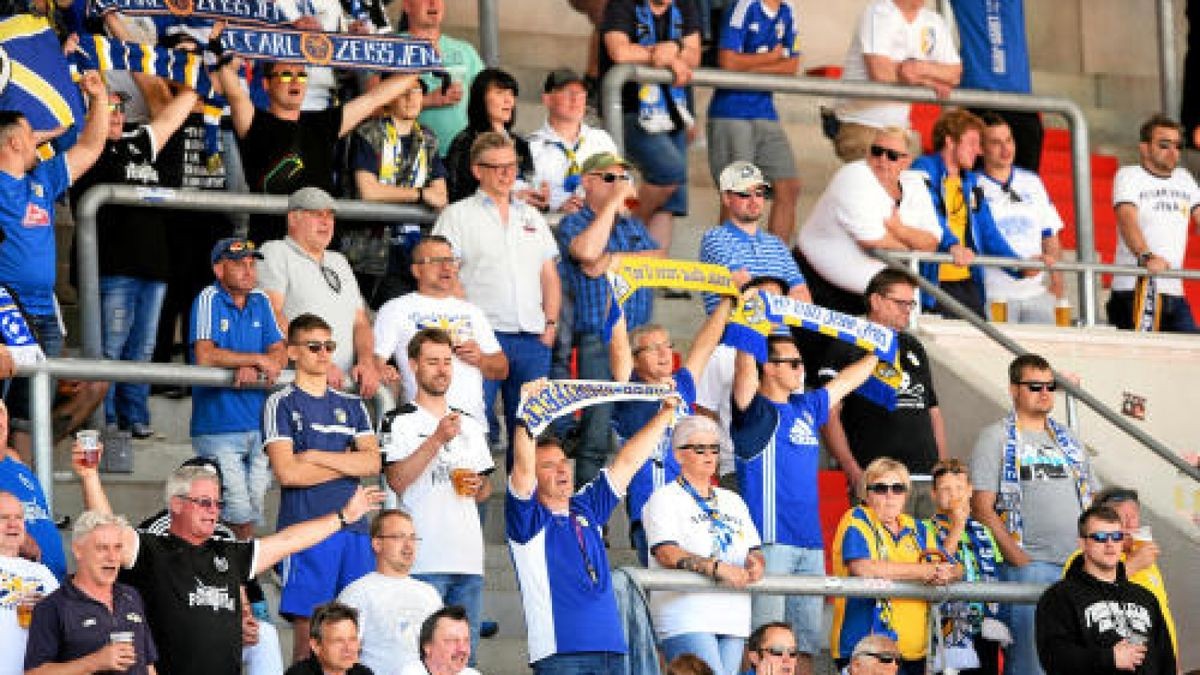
450, 468, 476, 497
989, 299, 1008, 323
1131, 525, 1153, 551
1055, 298, 1072, 327
16, 593, 41, 629
77, 430, 101, 468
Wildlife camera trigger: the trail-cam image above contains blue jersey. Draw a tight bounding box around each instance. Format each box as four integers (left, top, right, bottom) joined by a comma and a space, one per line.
612, 369, 696, 524
262, 385, 374, 532
708, 0, 800, 120
732, 389, 829, 547
0, 457, 66, 580
506, 472, 626, 662
950, 0, 1031, 93
189, 285, 284, 435
0, 156, 69, 315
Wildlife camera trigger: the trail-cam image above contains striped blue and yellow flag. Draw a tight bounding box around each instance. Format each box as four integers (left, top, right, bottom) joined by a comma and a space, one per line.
0, 14, 86, 132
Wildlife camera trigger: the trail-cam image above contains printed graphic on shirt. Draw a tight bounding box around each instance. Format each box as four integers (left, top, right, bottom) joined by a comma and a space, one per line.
1084, 601, 1153, 639
0, 570, 52, 608
1017, 441, 1068, 481
188, 577, 236, 612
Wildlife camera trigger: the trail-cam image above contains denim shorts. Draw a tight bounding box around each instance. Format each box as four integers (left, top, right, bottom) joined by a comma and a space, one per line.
622, 113, 688, 215
193, 431, 269, 525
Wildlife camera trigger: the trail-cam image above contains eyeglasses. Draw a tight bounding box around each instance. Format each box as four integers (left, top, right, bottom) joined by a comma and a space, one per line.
589, 172, 631, 183
375, 533, 422, 542
768, 357, 803, 369
273, 71, 308, 83
413, 255, 460, 266
1100, 488, 1139, 504
107, 102, 126, 113
861, 651, 902, 664
475, 161, 518, 172
678, 443, 721, 455
321, 265, 342, 293
1155, 140, 1182, 150
180, 495, 223, 510
866, 482, 909, 495
632, 340, 673, 356
884, 295, 918, 311
292, 340, 338, 353
729, 188, 768, 199
1085, 530, 1125, 544
870, 144, 909, 162
1019, 381, 1057, 393
761, 646, 800, 658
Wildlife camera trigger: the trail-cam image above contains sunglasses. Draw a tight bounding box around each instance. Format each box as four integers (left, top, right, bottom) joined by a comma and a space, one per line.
292, 340, 338, 353
730, 188, 768, 199
1019, 381, 1057, 393
589, 172, 631, 183
321, 265, 342, 293
413, 255, 460, 266
107, 102, 126, 113
273, 71, 309, 83
476, 161, 518, 172
862, 652, 902, 664
866, 482, 908, 495
375, 533, 422, 542
768, 357, 803, 369
180, 495, 223, 510
761, 646, 800, 658
1085, 530, 1125, 544
870, 144, 909, 162
679, 443, 721, 455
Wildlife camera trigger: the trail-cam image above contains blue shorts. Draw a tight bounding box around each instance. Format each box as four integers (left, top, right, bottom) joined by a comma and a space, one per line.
278, 528, 374, 619
622, 113, 688, 216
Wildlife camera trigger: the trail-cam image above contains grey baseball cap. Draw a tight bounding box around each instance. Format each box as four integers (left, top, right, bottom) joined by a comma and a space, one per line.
287, 187, 337, 212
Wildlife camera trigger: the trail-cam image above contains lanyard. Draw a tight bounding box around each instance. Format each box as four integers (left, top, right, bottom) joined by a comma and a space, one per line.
568, 511, 599, 585
676, 477, 734, 556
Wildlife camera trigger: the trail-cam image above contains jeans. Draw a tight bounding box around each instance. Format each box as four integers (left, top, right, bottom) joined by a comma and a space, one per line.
193, 431, 269, 526
629, 522, 649, 567
487, 332, 550, 468
413, 572, 484, 667
1106, 290, 1198, 333
612, 567, 660, 675
532, 651, 627, 675
999, 561, 1062, 675
5, 312, 64, 423
751, 544, 825, 654
660, 633, 745, 675
573, 333, 614, 488
100, 276, 167, 426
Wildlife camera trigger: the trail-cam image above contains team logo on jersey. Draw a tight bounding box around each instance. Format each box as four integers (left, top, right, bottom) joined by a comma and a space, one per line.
921, 27, 936, 56
788, 417, 817, 446
82, 617, 97, 627
126, 612, 144, 623
334, 408, 347, 424
213, 556, 229, 573
291, 410, 304, 431
22, 202, 49, 227
219, 318, 229, 333
907, 350, 921, 368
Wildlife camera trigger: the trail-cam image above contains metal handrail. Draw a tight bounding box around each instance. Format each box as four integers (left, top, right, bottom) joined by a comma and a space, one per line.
621, 567, 1047, 604
74, 185, 438, 363
870, 250, 1200, 483
13, 358, 397, 510
601, 64, 1099, 323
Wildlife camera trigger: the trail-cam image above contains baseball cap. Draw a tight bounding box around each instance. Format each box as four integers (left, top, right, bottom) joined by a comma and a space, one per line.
544, 67, 585, 93
579, 151, 632, 175
287, 186, 337, 213
718, 161, 769, 192
210, 237, 264, 264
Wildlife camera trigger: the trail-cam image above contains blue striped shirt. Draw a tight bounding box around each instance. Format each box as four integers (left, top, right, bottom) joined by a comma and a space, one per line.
699, 221, 805, 312
556, 206, 658, 335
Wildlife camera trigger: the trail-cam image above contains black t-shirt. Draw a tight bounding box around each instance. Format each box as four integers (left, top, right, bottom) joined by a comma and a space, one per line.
599, 0, 701, 115
69, 126, 170, 280
819, 331, 941, 474
157, 112, 228, 192
238, 107, 344, 195
119, 532, 255, 675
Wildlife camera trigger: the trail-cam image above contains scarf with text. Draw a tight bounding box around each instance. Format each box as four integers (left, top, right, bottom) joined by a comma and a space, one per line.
1132, 275, 1161, 332
517, 379, 676, 436
604, 257, 738, 338
926, 514, 1001, 648
995, 411, 1091, 546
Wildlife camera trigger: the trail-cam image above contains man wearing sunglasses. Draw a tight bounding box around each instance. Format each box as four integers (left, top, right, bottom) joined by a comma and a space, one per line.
1106, 114, 1200, 333
745, 621, 800, 675
845, 634, 903, 675
970, 353, 1097, 675
1036, 505, 1176, 675
555, 151, 662, 489
731, 334, 879, 675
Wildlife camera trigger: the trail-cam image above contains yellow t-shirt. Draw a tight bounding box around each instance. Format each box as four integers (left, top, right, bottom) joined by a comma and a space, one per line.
1061, 549, 1178, 657
938, 175, 971, 282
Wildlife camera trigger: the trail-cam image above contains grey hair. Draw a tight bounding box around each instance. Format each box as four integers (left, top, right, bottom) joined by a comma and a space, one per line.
164, 465, 220, 505
672, 415, 722, 450
629, 323, 669, 354
851, 633, 901, 660
73, 510, 130, 542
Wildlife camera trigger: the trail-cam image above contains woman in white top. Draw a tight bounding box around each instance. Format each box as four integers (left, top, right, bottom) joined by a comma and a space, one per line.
643, 416, 765, 675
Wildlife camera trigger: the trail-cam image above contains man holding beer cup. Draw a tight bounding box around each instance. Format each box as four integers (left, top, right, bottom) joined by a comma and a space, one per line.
2, 490, 58, 672
382, 327, 493, 665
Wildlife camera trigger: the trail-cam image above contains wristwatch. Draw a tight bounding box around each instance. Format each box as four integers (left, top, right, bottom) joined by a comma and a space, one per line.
1137, 251, 1154, 267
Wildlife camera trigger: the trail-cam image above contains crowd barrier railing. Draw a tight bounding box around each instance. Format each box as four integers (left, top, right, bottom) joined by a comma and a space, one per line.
601, 64, 1101, 323
12, 358, 397, 511
870, 250, 1200, 484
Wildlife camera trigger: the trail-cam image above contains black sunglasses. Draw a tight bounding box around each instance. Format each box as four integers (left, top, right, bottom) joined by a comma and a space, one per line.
761, 646, 800, 658
768, 357, 803, 369
866, 482, 908, 495
292, 340, 337, 354
1019, 381, 1057, 393
589, 171, 631, 183
862, 651, 902, 664
679, 443, 721, 455
1085, 530, 1125, 544
870, 144, 908, 162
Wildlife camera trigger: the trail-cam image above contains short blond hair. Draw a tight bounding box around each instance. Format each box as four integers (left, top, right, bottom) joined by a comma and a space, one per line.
73, 510, 129, 542
859, 457, 911, 502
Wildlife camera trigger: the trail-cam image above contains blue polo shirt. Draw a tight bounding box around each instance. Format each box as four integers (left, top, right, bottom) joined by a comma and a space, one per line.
708, 0, 800, 120
556, 206, 658, 335
262, 385, 374, 533
0, 457, 66, 580
950, 0, 1032, 93
732, 388, 829, 547
611, 368, 696, 524
25, 580, 157, 674
0, 156, 70, 315
189, 285, 284, 436
699, 221, 805, 313
506, 471, 626, 662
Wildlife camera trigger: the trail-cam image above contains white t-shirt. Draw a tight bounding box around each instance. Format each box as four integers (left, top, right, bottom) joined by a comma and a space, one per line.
642, 482, 761, 639
695, 345, 737, 477
1111, 165, 1200, 295
978, 168, 1064, 300
797, 161, 941, 293
835, 0, 960, 128
528, 121, 620, 211
383, 404, 494, 575
398, 663, 481, 675
0, 556, 59, 674
338, 572, 443, 675
373, 293, 502, 427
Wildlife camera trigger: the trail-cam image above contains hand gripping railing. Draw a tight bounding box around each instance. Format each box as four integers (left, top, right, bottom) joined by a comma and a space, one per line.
870, 249, 1200, 483
601, 64, 1100, 323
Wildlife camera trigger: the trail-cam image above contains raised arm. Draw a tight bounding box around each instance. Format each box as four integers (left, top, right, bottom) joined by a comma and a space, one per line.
681, 295, 732, 380
69, 442, 138, 566
146, 86, 200, 154
65, 71, 112, 183
212, 57, 255, 138
509, 380, 548, 497
340, 74, 421, 137
731, 347, 759, 414
821, 354, 880, 407
607, 397, 679, 492
254, 486, 384, 573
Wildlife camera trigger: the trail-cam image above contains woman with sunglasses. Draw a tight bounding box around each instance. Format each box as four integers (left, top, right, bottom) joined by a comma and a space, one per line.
830, 457, 960, 675
642, 415, 764, 675
444, 68, 539, 205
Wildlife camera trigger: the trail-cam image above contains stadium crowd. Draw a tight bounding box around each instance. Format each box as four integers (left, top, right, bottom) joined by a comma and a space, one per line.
0, 0, 1198, 674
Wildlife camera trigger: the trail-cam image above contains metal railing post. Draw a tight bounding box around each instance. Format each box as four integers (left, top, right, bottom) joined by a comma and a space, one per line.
476, 0, 500, 67
29, 370, 55, 509
604, 64, 633, 153
1160, 0, 1180, 120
